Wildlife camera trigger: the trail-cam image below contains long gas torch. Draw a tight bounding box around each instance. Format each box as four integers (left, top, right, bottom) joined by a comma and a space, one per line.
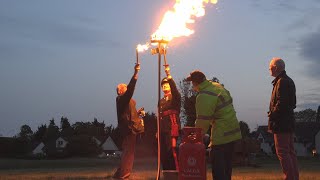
136, 48, 139, 64
163, 49, 169, 71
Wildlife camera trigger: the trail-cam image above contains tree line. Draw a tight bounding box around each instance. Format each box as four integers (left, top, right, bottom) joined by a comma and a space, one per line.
1, 77, 318, 158
1, 114, 158, 158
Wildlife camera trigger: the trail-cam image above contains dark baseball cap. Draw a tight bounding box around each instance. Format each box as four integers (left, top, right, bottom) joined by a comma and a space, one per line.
161, 77, 169, 85
186, 70, 206, 83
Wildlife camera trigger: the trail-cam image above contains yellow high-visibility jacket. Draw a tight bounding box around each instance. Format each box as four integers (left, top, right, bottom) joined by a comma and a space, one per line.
195, 80, 242, 146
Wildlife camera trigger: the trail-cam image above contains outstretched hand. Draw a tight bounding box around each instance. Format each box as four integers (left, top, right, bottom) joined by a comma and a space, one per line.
137, 107, 145, 117
134, 63, 140, 76
164, 64, 172, 79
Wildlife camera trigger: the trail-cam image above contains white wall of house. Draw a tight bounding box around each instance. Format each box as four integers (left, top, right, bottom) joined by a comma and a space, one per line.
32, 142, 45, 154
316, 130, 320, 154
56, 137, 68, 148
92, 137, 101, 146
257, 133, 273, 155
260, 142, 309, 156
294, 143, 308, 157
261, 143, 273, 155
101, 137, 118, 151
257, 133, 265, 143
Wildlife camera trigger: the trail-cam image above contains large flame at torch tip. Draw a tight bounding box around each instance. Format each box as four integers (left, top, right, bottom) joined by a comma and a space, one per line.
151, 0, 218, 41
137, 43, 150, 52
137, 0, 218, 52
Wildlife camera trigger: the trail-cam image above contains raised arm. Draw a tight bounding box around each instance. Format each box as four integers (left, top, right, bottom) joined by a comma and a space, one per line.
117, 63, 140, 106
164, 64, 181, 106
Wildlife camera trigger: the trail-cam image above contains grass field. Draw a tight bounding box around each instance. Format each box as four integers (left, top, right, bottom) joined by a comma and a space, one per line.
0, 156, 319, 180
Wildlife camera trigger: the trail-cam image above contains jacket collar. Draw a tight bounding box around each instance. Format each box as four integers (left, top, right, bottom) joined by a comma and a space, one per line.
198, 80, 211, 91
272, 70, 286, 85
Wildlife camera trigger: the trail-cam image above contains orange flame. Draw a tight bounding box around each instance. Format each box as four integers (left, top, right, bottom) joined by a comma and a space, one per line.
137, 0, 217, 51
151, 0, 218, 41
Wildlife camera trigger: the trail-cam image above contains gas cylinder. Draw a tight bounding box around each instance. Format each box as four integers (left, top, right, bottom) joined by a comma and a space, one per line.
179, 127, 206, 180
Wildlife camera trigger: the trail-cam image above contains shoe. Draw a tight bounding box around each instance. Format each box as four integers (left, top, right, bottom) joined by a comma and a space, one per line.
112, 172, 130, 179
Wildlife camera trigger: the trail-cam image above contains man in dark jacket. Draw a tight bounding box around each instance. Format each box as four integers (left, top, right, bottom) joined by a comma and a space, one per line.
268, 57, 299, 180
113, 63, 141, 179
159, 64, 181, 170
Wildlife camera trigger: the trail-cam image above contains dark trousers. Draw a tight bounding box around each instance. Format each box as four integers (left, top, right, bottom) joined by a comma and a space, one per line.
114, 133, 136, 178
274, 133, 299, 180
210, 141, 234, 180
160, 133, 178, 170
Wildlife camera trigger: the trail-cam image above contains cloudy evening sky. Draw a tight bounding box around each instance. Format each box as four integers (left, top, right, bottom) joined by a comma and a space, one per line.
0, 0, 319, 136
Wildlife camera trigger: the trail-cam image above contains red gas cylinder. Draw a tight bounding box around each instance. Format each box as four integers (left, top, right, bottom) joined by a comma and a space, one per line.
179, 127, 206, 180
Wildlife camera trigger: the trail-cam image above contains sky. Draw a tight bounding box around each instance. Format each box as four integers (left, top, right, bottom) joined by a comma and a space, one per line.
1, 0, 319, 137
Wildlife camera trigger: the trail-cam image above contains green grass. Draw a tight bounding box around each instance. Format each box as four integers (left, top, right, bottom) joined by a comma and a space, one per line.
0, 157, 319, 180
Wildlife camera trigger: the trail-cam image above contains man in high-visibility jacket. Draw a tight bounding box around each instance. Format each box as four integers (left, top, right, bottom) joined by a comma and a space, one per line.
186, 70, 242, 180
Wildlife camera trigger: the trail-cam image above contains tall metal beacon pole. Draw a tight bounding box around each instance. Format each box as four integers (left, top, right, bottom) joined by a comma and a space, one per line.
151, 39, 168, 180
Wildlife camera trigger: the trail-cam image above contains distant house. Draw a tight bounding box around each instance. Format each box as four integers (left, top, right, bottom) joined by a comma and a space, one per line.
100, 136, 121, 157
254, 126, 274, 155
56, 137, 68, 152
39, 136, 69, 157
92, 137, 102, 145
30, 135, 122, 158
253, 123, 320, 157
294, 122, 320, 156
293, 137, 308, 157
32, 142, 45, 155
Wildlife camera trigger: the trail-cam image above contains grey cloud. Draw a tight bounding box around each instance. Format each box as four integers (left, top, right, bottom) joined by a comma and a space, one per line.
298, 30, 320, 77
297, 87, 320, 110
248, 0, 320, 34
295, 102, 320, 111
0, 12, 121, 52
250, 0, 320, 78
249, 0, 304, 12
297, 102, 319, 111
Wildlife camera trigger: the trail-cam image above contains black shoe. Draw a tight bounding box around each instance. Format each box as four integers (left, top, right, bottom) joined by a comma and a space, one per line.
112, 172, 130, 179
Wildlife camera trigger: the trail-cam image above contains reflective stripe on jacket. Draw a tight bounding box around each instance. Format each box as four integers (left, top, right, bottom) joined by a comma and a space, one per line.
195, 80, 242, 146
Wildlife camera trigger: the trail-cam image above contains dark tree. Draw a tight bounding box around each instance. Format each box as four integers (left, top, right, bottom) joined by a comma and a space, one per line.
60, 117, 74, 138
294, 108, 317, 122
239, 121, 250, 138
105, 124, 116, 137
72, 122, 91, 135
14, 124, 34, 155
60, 116, 71, 130
179, 79, 197, 126
33, 124, 47, 142
72, 119, 106, 137
92, 118, 106, 137
110, 127, 122, 149
44, 118, 59, 142
184, 95, 197, 127
317, 105, 320, 122
142, 112, 157, 145
66, 135, 101, 157
18, 124, 33, 141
